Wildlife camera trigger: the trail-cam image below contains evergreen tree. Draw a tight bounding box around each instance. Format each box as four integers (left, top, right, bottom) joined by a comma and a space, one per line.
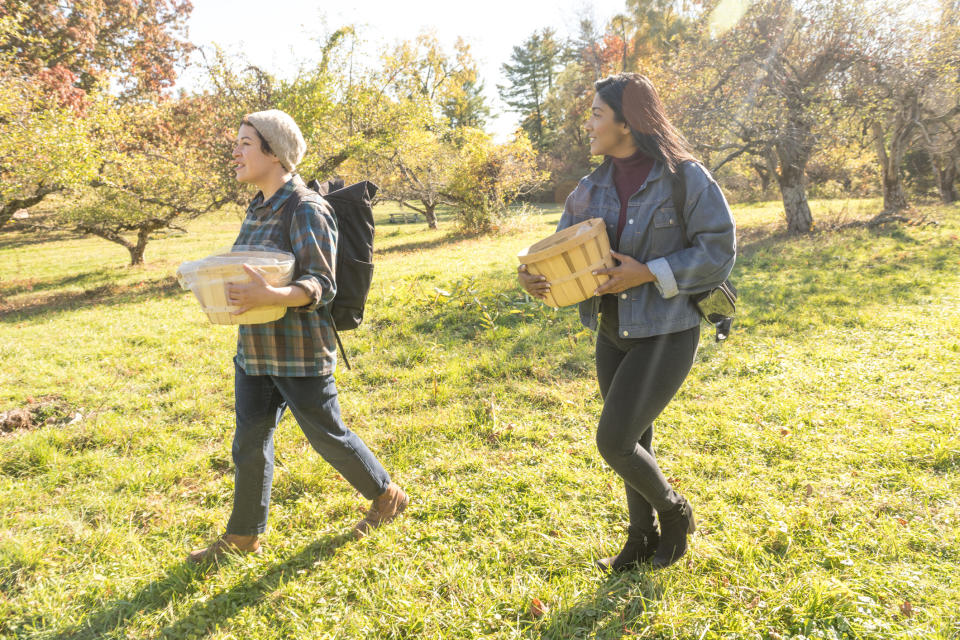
498, 28, 563, 148
442, 79, 491, 130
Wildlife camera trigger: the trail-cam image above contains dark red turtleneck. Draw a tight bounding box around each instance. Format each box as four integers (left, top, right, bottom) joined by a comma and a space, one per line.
611, 150, 654, 249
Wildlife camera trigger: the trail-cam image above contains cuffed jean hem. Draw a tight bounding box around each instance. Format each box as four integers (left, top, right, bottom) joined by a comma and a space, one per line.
225, 524, 268, 536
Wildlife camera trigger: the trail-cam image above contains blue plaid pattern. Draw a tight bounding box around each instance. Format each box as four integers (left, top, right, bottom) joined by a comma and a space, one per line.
233, 177, 338, 376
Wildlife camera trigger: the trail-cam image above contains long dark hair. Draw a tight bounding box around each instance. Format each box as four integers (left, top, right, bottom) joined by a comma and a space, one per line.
595, 73, 695, 173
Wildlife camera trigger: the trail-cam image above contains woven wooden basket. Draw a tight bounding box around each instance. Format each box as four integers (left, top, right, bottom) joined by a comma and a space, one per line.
517, 218, 614, 308
177, 250, 296, 325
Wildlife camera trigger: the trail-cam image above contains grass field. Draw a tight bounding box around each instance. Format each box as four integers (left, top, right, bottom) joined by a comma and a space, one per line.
1, 197, 958, 640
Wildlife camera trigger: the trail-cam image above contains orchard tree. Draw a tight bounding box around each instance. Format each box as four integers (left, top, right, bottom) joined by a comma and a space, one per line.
922, 0, 960, 207
0, 0, 193, 98
373, 127, 458, 229
846, 0, 960, 213
445, 129, 548, 233
0, 71, 98, 229
677, 0, 879, 232
364, 34, 491, 228
0, 18, 99, 230
62, 94, 244, 265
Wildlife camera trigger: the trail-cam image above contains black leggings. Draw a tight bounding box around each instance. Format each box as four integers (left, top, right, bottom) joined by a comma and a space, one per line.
595, 313, 699, 532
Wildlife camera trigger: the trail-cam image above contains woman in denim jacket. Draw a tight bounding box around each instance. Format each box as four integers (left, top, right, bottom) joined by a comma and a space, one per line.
519, 74, 736, 571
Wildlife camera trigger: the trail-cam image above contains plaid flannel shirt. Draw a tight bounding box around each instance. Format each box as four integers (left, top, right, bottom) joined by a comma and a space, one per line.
233, 177, 338, 377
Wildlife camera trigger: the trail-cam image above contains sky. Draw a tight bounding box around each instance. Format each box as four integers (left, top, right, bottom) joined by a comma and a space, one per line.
178, 0, 631, 140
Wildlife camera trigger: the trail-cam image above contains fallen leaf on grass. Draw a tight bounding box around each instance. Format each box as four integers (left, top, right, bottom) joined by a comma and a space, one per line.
530, 598, 548, 618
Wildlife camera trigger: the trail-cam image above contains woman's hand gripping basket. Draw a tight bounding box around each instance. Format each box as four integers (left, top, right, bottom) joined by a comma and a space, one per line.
517, 218, 615, 308
176, 248, 296, 325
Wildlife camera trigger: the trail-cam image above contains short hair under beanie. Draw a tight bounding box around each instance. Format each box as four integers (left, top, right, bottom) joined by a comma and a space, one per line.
243, 109, 306, 172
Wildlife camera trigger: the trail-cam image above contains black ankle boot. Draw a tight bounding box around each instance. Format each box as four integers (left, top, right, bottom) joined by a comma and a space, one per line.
652, 497, 696, 568
595, 526, 660, 572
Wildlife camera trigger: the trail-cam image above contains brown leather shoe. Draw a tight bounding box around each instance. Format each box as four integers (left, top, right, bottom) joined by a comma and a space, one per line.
352, 483, 408, 539
188, 534, 261, 564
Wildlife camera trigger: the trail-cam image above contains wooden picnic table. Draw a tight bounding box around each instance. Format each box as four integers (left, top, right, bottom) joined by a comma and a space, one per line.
388, 211, 423, 224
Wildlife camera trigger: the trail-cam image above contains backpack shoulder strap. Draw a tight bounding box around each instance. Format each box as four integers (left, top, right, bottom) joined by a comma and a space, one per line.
670, 163, 690, 248
278, 181, 352, 370
279, 184, 321, 230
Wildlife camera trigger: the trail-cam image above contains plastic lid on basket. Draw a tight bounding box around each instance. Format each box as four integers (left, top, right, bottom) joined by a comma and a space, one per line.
176, 246, 295, 290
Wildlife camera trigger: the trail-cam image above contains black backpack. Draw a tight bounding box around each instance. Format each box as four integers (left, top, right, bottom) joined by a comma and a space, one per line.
280, 178, 377, 368
670, 167, 737, 343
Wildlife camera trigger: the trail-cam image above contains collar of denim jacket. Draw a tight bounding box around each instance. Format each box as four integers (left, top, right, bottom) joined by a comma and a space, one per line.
586, 157, 666, 189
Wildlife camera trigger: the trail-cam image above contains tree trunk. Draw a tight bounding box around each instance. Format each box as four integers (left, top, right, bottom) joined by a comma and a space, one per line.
778, 168, 813, 233
772, 131, 814, 233
871, 104, 915, 213
750, 161, 772, 194
935, 154, 958, 204
881, 167, 909, 211
130, 227, 152, 265
424, 202, 438, 230
77, 222, 154, 266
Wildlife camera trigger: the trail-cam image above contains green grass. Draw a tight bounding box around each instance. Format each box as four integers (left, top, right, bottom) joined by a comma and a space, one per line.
1, 198, 958, 639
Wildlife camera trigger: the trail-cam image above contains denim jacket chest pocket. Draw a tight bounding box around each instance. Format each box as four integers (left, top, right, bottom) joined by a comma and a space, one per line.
651, 207, 684, 256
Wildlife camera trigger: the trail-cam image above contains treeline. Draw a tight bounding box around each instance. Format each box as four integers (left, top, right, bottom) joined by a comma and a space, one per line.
498, 0, 960, 231
0, 0, 957, 265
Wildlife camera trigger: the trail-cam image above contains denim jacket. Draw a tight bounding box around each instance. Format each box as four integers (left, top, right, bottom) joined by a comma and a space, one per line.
557, 158, 736, 338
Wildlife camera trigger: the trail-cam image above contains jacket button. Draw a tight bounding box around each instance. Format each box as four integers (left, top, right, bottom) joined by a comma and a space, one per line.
622, 330, 629, 337
620, 293, 627, 299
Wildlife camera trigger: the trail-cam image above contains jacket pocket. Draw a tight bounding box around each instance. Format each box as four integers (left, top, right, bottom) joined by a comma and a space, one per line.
652, 207, 684, 256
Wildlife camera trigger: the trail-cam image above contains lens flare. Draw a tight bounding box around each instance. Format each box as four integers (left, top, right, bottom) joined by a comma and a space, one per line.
708, 0, 753, 38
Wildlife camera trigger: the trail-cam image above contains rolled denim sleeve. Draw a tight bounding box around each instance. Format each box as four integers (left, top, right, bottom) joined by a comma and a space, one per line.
651, 164, 736, 298
288, 199, 337, 312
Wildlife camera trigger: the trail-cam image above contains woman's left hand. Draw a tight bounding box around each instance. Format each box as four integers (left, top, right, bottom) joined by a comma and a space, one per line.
227, 264, 276, 314
592, 250, 657, 295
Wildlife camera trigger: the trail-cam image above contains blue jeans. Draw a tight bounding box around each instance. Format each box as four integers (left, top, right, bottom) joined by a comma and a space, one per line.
227, 357, 391, 535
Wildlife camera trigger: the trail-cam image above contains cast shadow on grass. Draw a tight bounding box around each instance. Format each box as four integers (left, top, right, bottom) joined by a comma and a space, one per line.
51, 532, 352, 640
0, 225, 82, 250
533, 571, 664, 640
0, 276, 182, 323
376, 228, 485, 257
0, 266, 128, 299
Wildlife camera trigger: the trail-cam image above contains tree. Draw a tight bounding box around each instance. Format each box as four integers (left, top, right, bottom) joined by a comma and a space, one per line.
677, 0, 878, 232
353, 33, 490, 229
0, 0, 193, 98
499, 29, 563, 149
0, 17, 99, 230
610, 0, 693, 71
61, 94, 244, 265
445, 129, 548, 233
373, 128, 458, 229
910, 0, 960, 205
441, 78, 491, 130
849, 0, 960, 213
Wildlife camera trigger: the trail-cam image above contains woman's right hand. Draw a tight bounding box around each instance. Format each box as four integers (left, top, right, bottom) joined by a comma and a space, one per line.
518, 264, 550, 300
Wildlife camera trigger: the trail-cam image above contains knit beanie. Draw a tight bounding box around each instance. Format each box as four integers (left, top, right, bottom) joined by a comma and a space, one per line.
243, 109, 306, 172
